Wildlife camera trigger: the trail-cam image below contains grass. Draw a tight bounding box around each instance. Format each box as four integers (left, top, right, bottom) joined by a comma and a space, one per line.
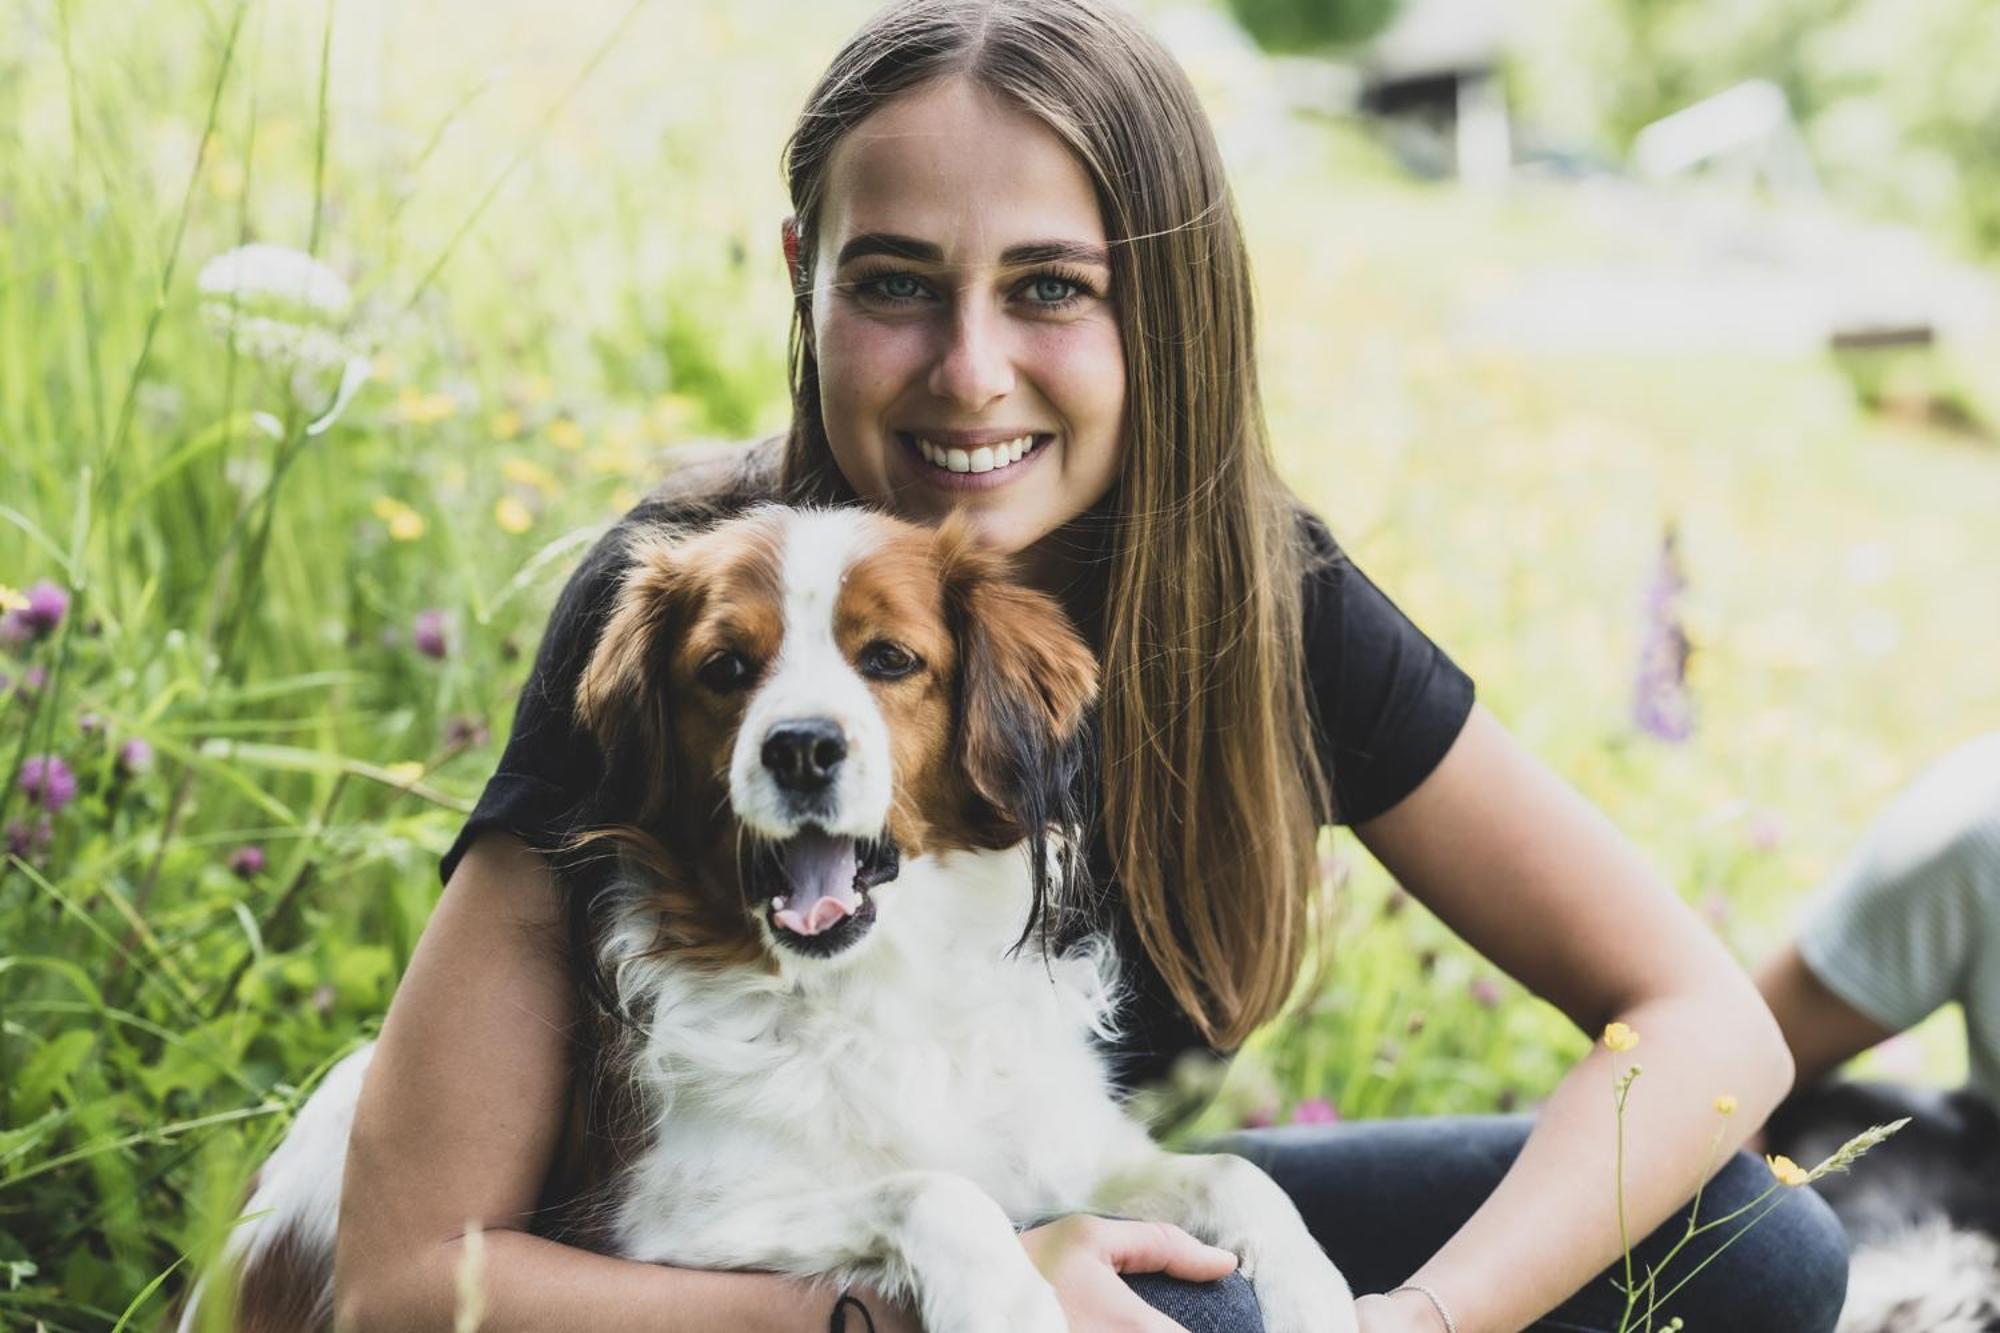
2, 0, 1995, 1325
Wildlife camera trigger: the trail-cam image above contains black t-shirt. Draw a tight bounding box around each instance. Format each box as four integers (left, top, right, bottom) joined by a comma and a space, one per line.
438, 493, 1475, 1089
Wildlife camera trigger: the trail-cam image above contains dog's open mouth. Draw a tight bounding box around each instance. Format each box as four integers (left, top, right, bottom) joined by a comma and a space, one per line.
751, 829, 899, 958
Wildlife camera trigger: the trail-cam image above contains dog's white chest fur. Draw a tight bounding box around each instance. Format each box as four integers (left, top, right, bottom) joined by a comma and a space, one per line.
604, 845, 1149, 1261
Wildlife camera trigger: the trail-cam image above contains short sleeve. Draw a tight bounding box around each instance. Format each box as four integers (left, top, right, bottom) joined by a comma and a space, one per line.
1297, 510, 1476, 825
1797, 733, 2000, 1036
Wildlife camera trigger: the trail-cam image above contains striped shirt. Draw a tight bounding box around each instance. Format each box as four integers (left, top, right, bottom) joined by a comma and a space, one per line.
1799, 731, 2000, 1106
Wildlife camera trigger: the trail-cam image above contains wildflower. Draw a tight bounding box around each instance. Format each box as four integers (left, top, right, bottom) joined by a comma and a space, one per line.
494, 496, 534, 534
19, 755, 77, 814
547, 418, 585, 452
393, 387, 460, 425
228, 845, 267, 879
1714, 1094, 1738, 1116
1468, 976, 1502, 1009
0, 585, 26, 614
383, 761, 425, 786
1602, 1021, 1640, 1053
1290, 1097, 1339, 1125
372, 496, 427, 543
490, 409, 523, 440
411, 609, 449, 660
1745, 810, 1786, 853
1765, 1154, 1810, 1188
195, 244, 355, 375
5, 815, 53, 864
443, 716, 490, 750
78, 712, 105, 737
2, 580, 70, 642
501, 456, 559, 493
1631, 523, 1695, 743
117, 738, 155, 776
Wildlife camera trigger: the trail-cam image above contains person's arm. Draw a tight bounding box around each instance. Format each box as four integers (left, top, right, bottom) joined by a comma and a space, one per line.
331, 830, 919, 1332
1753, 942, 1898, 1090
1346, 706, 1795, 1333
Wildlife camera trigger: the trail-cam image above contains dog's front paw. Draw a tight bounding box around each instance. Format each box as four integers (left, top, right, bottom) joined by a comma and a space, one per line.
1247, 1244, 1358, 1333
914, 1264, 1067, 1333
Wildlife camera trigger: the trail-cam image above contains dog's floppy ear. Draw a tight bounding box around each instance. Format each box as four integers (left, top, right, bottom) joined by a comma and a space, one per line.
937, 514, 1098, 842
575, 528, 689, 814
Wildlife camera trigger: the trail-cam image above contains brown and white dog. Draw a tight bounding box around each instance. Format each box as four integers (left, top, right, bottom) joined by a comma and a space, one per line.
188, 504, 1358, 1333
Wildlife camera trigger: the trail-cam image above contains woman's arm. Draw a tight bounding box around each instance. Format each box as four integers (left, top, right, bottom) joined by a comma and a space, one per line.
332, 830, 917, 1332
1347, 705, 1795, 1333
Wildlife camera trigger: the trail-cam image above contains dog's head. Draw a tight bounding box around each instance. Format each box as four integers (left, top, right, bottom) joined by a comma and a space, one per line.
571, 504, 1097, 969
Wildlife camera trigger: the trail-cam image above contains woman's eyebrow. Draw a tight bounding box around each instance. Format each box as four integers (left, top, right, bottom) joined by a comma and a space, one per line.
835, 232, 1111, 268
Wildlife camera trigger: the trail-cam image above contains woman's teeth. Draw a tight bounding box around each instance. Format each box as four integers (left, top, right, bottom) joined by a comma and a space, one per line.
913, 434, 1038, 474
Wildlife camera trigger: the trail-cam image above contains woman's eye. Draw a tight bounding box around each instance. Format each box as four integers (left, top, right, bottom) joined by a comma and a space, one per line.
862, 273, 928, 303
698, 651, 753, 692
859, 641, 920, 680
1029, 275, 1079, 304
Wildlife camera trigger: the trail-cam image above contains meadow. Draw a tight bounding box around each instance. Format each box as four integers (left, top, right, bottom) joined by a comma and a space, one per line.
2, 0, 1996, 1326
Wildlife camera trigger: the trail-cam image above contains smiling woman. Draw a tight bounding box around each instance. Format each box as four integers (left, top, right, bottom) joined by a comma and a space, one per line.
288, 2, 1853, 1333
798, 75, 1127, 556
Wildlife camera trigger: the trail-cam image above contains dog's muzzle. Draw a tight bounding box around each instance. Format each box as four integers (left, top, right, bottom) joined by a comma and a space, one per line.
751, 830, 900, 959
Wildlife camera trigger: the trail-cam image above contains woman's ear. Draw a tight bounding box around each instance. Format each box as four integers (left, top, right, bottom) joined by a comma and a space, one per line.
938, 516, 1098, 838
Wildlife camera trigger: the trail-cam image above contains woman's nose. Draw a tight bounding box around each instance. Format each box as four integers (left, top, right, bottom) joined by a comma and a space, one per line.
927, 298, 1016, 410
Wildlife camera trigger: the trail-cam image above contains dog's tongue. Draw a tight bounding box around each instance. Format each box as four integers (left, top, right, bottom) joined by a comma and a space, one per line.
770, 831, 862, 936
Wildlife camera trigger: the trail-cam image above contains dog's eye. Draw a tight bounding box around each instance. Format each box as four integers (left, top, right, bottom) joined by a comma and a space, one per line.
698, 651, 753, 693
858, 640, 920, 680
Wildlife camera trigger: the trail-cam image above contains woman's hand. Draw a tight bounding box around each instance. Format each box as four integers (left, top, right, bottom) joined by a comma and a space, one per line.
1020, 1214, 1240, 1331
1354, 1291, 1450, 1332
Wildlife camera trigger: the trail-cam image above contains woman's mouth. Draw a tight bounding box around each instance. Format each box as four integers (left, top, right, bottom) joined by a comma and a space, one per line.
896, 432, 1053, 490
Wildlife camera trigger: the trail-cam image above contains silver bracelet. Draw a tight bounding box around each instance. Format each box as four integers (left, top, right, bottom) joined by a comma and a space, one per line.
1388, 1282, 1459, 1333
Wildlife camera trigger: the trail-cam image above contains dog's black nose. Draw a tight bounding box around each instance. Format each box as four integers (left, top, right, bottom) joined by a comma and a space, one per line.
762, 719, 847, 792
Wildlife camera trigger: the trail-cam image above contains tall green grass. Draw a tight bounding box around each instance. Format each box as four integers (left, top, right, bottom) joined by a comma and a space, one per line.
2, 0, 1996, 1326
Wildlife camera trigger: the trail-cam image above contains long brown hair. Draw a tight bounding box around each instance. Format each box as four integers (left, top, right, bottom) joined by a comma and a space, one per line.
777, 0, 1332, 1048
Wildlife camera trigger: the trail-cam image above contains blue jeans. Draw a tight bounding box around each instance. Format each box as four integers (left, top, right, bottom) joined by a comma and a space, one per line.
1119, 1115, 1850, 1332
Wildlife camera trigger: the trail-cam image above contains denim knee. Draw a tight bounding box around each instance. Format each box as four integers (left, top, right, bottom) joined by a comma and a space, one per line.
1685, 1152, 1851, 1333
1123, 1270, 1266, 1333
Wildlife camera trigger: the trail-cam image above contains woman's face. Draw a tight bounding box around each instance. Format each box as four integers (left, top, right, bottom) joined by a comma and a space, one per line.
804, 75, 1126, 559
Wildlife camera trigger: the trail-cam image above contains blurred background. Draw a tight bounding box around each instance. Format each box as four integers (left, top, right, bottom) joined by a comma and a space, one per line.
2, 0, 1996, 1323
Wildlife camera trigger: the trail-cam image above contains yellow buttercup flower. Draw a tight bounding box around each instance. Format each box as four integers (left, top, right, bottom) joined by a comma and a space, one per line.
1714, 1094, 1738, 1116
393, 386, 459, 425
501, 456, 558, 494
548, 418, 586, 452
494, 496, 534, 534
1602, 1022, 1639, 1053
372, 496, 427, 543
490, 409, 523, 440
1765, 1154, 1809, 1187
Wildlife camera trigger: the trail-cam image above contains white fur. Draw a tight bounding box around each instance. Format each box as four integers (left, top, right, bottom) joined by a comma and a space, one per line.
197, 506, 1358, 1332
730, 508, 893, 840
1839, 1221, 2000, 1333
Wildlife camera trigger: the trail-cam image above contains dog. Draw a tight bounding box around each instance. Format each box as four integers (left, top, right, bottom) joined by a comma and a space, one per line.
1764, 1078, 2000, 1332
188, 503, 1358, 1333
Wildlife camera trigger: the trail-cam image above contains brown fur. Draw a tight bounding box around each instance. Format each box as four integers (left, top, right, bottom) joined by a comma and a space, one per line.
232, 1222, 333, 1333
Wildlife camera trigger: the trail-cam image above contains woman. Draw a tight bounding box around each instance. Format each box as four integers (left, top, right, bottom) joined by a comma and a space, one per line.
330, 2, 1848, 1329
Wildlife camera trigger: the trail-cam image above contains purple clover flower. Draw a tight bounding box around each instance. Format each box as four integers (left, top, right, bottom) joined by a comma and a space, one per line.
5, 815, 54, 864
1290, 1097, 1340, 1126
19, 755, 77, 814
118, 738, 155, 776
411, 609, 448, 660
3, 581, 71, 642
1632, 524, 1695, 743
228, 845, 267, 879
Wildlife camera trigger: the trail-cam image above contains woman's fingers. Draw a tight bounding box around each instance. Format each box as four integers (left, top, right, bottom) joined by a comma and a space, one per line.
1025, 1214, 1240, 1280
1096, 1218, 1240, 1281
